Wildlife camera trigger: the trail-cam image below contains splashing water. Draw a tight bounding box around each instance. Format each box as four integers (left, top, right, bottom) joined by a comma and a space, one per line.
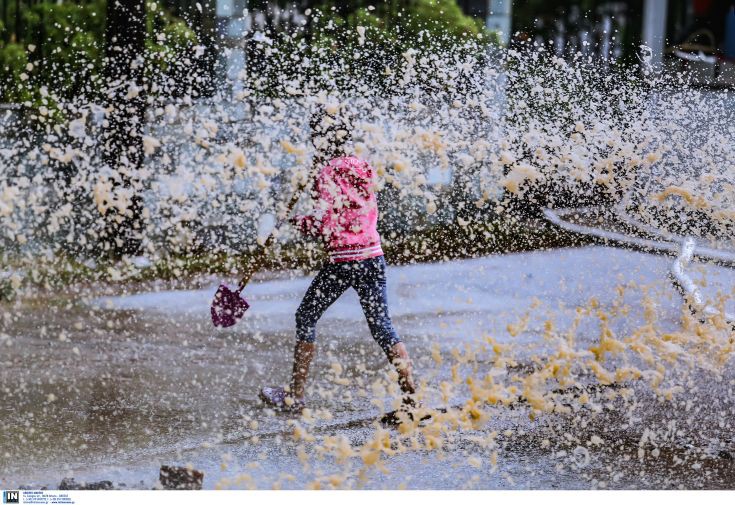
1, 8, 734, 490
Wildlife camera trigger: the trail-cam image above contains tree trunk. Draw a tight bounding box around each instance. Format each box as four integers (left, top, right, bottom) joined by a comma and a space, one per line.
190, 0, 217, 97
101, 0, 147, 256
13, 0, 21, 42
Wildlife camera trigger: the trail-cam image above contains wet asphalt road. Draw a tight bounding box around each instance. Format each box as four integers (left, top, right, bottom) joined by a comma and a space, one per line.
1, 246, 734, 489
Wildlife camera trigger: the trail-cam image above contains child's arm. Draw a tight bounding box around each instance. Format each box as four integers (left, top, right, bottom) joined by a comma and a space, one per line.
290, 165, 328, 238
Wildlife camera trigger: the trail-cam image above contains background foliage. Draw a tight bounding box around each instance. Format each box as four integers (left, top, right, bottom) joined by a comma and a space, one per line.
0, 0, 197, 105
1, 0, 493, 105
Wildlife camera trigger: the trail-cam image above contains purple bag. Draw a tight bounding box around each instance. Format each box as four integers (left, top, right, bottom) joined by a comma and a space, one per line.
210, 284, 250, 327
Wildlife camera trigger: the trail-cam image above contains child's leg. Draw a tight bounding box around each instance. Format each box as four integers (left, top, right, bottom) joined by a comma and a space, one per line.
290, 264, 349, 399
384, 342, 416, 396
290, 341, 316, 401
352, 257, 416, 397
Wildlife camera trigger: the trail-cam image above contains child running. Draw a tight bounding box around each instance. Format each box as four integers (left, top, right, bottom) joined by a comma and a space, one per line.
259, 108, 417, 416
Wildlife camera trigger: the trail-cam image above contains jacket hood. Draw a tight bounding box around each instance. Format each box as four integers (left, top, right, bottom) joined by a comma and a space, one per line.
329, 156, 374, 182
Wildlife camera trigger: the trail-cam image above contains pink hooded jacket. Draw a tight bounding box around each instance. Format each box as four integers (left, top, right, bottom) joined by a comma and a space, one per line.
293, 156, 383, 263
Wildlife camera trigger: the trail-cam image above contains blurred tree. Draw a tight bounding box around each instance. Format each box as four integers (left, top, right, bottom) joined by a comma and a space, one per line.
0, 1, 200, 105
512, 0, 643, 63
310, 0, 488, 45
244, 0, 494, 97
186, 0, 217, 97
101, 0, 147, 255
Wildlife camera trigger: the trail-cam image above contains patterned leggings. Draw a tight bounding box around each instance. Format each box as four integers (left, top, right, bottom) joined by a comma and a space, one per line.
295, 255, 401, 354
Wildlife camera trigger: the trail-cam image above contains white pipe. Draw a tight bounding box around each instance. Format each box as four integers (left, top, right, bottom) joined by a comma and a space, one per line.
544, 207, 735, 330
543, 206, 683, 256
669, 237, 704, 309
544, 207, 735, 267
669, 237, 735, 326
